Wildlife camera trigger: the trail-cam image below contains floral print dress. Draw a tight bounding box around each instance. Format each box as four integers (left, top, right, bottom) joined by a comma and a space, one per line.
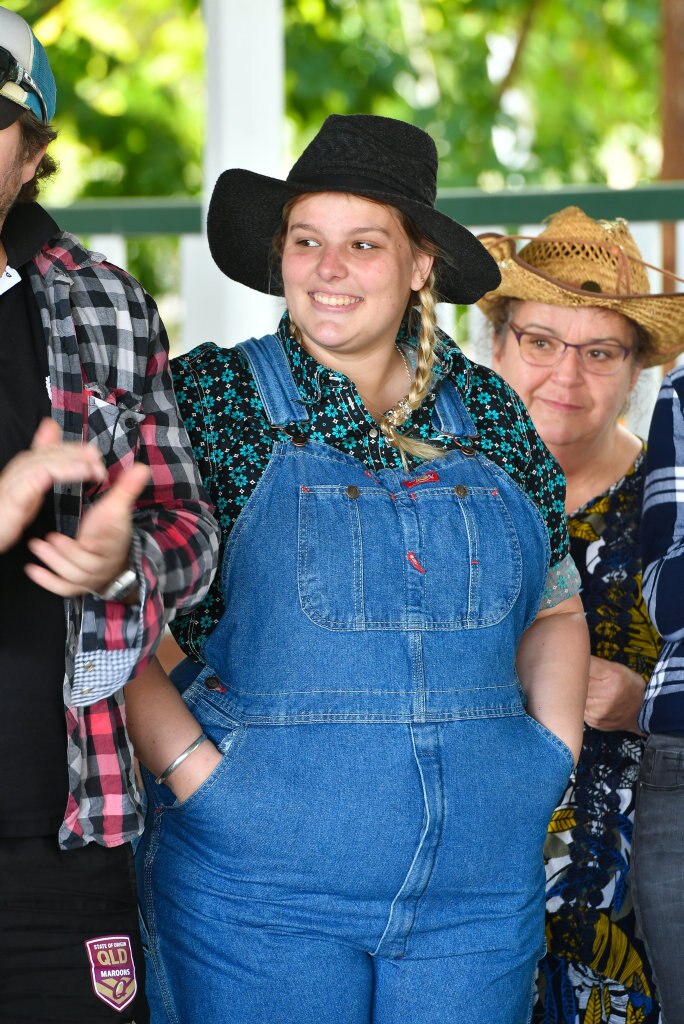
534, 448, 662, 1024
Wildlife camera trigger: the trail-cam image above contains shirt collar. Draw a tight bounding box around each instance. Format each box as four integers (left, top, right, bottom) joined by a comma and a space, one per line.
277, 313, 353, 405
1, 202, 59, 268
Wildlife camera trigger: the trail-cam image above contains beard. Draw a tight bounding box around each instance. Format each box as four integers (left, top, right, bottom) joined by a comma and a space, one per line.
0, 150, 28, 224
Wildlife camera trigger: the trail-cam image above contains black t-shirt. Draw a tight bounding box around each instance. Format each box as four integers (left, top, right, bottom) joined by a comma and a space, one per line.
0, 204, 69, 836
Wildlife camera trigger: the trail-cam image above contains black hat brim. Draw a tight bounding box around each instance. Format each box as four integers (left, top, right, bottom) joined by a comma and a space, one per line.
208, 168, 500, 305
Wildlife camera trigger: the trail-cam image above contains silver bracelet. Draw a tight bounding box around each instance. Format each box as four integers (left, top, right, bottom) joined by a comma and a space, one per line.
155, 733, 208, 786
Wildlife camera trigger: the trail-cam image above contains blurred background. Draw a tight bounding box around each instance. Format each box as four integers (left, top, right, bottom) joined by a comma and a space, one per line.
4, 0, 679, 376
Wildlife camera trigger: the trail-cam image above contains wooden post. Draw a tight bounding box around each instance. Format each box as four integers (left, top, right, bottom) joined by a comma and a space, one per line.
658, 0, 684, 373
660, 0, 684, 285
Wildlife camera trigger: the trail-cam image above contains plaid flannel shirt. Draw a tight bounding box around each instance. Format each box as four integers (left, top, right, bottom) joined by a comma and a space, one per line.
24, 225, 219, 849
639, 365, 684, 735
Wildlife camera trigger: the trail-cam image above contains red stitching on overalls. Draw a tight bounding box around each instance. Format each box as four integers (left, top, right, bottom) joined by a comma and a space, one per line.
406, 551, 427, 574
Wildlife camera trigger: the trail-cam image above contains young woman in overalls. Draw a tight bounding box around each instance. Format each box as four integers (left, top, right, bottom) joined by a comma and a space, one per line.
127, 114, 590, 1024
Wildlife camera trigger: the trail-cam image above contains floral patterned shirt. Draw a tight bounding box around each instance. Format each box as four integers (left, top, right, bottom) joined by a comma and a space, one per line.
171, 313, 579, 661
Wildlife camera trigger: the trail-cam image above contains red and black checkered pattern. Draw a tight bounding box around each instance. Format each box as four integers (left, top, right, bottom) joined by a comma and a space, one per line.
24, 230, 219, 850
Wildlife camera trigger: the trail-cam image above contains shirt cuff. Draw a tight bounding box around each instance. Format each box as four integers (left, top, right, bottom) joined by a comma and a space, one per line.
540, 552, 581, 610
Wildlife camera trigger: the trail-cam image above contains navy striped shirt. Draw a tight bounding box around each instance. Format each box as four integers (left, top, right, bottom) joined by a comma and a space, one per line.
639, 365, 684, 734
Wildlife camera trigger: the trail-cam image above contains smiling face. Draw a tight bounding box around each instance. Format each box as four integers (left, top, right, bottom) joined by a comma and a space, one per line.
280, 192, 432, 366
492, 300, 642, 455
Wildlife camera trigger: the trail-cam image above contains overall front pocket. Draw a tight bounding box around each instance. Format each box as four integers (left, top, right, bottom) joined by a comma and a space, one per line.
297, 483, 522, 630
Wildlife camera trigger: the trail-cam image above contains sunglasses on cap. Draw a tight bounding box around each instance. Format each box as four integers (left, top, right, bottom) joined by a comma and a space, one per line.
0, 45, 48, 123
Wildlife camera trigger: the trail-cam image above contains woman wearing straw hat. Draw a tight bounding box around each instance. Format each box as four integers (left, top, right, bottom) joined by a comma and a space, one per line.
127, 116, 589, 1024
478, 205, 684, 1023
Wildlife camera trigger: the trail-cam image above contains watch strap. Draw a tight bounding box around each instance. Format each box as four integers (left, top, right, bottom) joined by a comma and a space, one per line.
92, 568, 138, 602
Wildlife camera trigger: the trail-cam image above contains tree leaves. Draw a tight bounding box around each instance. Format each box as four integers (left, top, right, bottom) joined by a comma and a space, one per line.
285, 0, 660, 190
5, 0, 659, 303
10, 0, 659, 198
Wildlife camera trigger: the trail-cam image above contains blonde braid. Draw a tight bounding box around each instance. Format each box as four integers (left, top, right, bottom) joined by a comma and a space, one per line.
406, 271, 438, 411
379, 270, 444, 466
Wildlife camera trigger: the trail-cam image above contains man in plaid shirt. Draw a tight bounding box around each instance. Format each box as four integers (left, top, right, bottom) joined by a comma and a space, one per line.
632, 364, 684, 1024
0, 8, 219, 1022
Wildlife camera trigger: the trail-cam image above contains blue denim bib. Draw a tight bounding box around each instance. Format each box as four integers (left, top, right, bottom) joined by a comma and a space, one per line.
201, 334, 550, 724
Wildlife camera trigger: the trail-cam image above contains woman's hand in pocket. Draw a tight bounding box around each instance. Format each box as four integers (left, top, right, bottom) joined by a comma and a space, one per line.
516, 595, 590, 766
165, 738, 223, 803
126, 657, 223, 799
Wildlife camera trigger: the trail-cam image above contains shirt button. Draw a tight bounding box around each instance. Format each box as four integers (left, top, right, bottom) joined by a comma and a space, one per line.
205, 675, 222, 690
368, 428, 379, 439
84, 661, 95, 672
346, 485, 361, 499
123, 416, 138, 430
454, 485, 468, 498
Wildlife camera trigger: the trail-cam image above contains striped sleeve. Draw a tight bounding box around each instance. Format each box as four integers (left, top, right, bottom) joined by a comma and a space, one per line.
641, 366, 684, 642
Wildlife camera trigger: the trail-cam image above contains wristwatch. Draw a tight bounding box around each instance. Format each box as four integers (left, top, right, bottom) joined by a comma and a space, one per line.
93, 568, 138, 602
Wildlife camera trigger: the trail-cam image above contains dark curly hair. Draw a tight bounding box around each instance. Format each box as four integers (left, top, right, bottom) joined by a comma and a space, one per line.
15, 109, 58, 203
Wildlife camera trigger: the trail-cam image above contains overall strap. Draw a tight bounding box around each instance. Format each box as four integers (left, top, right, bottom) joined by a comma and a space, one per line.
432, 379, 478, 438
235, 334, 309, 426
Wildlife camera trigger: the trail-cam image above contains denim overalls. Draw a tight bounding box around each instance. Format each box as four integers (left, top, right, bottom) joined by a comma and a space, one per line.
137, 336, 574, 1024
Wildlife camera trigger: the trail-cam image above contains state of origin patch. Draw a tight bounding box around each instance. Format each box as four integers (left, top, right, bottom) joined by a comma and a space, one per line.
84, 935, 137, 1012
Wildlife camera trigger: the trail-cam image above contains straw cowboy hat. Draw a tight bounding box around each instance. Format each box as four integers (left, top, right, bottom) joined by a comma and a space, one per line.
477, 205, 684, 367
207, 113, 500, 305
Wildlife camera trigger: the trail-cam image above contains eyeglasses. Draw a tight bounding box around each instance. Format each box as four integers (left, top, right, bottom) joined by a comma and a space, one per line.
0, 46, 49, 123
509, 323, 633, 376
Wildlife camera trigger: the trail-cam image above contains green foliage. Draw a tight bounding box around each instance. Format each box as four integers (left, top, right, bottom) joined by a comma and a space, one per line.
3, 0, 661, 301
4, 0, 205, 304
8, 0, 660, 199
8, 0, 205, 201
285, 0, 660, 189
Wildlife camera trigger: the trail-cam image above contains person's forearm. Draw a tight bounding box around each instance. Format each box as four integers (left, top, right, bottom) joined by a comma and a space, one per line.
516, 595, 590, 762
125, 656, 221, 797
134, 301, 220, 616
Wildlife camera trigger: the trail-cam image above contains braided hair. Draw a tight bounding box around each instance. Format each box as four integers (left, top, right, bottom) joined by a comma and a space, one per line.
378, 267, 443, 465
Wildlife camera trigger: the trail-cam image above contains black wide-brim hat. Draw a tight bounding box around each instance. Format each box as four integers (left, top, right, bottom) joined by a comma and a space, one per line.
207, 114, 500, 305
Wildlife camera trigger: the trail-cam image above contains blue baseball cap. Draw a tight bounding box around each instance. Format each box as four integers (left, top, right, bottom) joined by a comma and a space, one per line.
0, 6, 56, 129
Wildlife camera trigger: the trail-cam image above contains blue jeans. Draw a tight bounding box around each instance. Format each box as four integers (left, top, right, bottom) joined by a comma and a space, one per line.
137, 708, 572, 1024
633, 733, 684, 1024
